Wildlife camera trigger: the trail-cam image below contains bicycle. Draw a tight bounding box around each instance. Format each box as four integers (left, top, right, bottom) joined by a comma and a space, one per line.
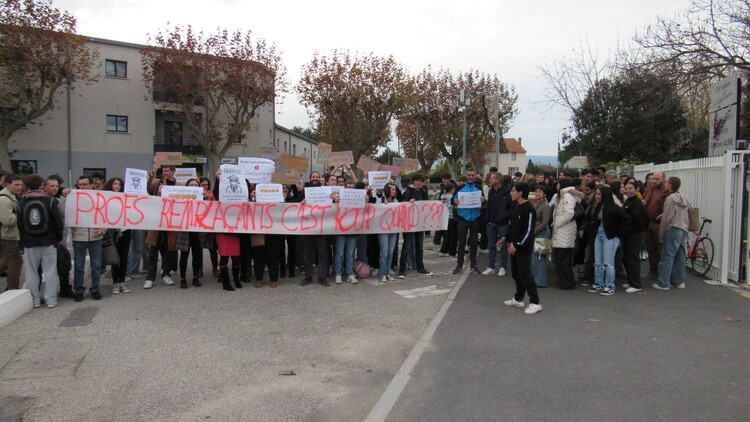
687, 217, 714, 277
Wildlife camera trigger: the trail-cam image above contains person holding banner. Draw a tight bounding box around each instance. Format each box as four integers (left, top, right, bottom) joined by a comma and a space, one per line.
175, 178, 204, 289
278, 184, 298, 279
143, 178, 177, 289
300, 171, 331, 286
398, 173, 433, 279
377, 184, 399, 283
212, 171, 243, 291
198, 176, 218, 278
250, 184, 282, 288
333, 181, 359, 285
103, 178, 131, 294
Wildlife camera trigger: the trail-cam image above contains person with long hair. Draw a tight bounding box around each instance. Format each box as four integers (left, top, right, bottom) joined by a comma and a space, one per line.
655, 177, 690, 290
175, 178, 204, 289
622, 181, 647, 293
377, 184, 399, 283
531, 185, 552, 287
589, 184, 631, 295
198, 176, 218, 278
103, 177, 131, 294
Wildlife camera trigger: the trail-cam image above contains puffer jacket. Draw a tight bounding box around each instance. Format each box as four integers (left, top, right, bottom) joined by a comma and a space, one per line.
552, 187, 583, 249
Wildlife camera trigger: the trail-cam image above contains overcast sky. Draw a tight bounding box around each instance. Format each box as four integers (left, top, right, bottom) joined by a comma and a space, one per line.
57, 0, 692, 156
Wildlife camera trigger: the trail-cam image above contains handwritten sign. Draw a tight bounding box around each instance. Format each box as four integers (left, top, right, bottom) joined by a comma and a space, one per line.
65, 190, 448, 234
271, 173, 302, 186
393, 158, 420, 172
161, 186, 203, 200
340, 189, 367, 209
174, 168, 198, 185
327, 151, 354, 168
238, 157, 275, 184
220, 165, 248, 202
457, 190, 482, 209
255, 183, 284, 203
317, 143, 332, 164
378, 164, 401, 174
260, 147, 279, 160
304, 187, 332, 205
155, 152, 183, 166
124, 168, 148, 195
328, 186, 342, 197
368, 171, 391, 190
356, 155, 381, 174
277, 154, 309, 174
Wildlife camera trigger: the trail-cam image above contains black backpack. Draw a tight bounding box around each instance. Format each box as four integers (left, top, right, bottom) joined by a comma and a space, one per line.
22, 197, 51, 236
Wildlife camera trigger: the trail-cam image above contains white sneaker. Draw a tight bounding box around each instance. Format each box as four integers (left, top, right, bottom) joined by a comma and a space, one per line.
121, 283, 131, 293
372, 268, 379, 276
482, 268, 495, 276
390, 269, 397, 276
497, 268, 507, 277
162, 275, 174, 286
348, 275, 358, 284
652, 283, 669, 290
380, 276, 388, 283
623, 283, 630, 289
625, 287, 642, 293
335, 275, 343, 284
143, 279, 154, 289
675, 283, 685, 289
504, 298, 525, 308
524, 303, 543, 315
438, 253, 448, 257
112, 283, 121, 294
386, 275, 395, 282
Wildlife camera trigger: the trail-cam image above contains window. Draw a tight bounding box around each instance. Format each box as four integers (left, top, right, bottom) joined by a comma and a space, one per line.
304, 147, 307, 156
314, 151, 316, 158
105, 60, 127, 78
84, 168, 107, 180
293, 144, 296, 155
511, 152, 517, 161
284, 141, 287, 154
106, 115, 128, 132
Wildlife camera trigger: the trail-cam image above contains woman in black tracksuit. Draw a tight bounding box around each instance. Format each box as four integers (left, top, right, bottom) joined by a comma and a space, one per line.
622, 181, 647, 293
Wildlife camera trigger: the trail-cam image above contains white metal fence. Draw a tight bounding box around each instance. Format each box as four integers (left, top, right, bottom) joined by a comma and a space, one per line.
634, 151, 749, 283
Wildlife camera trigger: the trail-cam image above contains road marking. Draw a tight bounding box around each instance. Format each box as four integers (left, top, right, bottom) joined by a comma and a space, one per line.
364, 269, 471, 422
393, 285, 452, 299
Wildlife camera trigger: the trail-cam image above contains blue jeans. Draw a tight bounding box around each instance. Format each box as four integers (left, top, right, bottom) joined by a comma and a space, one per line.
357, 234, 368, 264
531, 230, 550, 287
73, 240, 102, 295
594, 226, 619, 289
126, 229, 145, 276
657, 228, 687, 288
486, 223, 509, 269
378, 233, 398, 277
334, 235, 357, 276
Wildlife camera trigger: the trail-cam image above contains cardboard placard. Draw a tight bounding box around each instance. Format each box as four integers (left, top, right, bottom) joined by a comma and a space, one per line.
255, 183, 285, 203
160, 186, 204, 200
393, 158, 420, 172
327, 151, 354, 168
317, 143, 332, 164
220, 164, 248, 202
155, 152, 183, 166
174, 168, 198, 185
271, 172, 302, 186
356, 155, 381, 174
260, 147, 279, 160
378, 164, 401, 174
124, 168, 148, 195
277, 154, 309, 174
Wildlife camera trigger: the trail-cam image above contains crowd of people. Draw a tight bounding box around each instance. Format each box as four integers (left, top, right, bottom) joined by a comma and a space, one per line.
0, 163, 692, 316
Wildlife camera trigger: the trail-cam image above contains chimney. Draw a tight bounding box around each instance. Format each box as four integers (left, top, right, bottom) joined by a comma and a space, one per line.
518, 137, 522, 145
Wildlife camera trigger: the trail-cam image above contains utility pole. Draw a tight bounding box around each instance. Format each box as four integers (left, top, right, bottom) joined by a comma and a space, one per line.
460, 89, 468, 175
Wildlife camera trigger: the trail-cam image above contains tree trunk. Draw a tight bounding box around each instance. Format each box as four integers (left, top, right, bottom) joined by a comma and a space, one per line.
0, 135, 13, 171
206, 152, 221, 180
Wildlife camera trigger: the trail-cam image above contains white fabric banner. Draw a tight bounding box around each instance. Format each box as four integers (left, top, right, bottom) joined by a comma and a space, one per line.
64, 190, 448, 235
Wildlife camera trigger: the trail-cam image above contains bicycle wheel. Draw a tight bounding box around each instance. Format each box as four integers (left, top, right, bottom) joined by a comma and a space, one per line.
691, 237, 715, 277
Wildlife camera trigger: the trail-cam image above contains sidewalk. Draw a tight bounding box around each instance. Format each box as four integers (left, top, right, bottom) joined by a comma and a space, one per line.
385, 267, 750, 422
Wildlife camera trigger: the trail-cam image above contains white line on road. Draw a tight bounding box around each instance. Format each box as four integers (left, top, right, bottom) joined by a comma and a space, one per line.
364, 269, 471, 422
393, 285, 452, 299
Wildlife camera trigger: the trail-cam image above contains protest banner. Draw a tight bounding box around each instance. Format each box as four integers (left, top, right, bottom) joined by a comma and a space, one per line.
457, 190, 482, 208
161, 186, 204, 200
220, 165, 248, 202
327, 151, 354, 168
368, 171, 391, 189
277, 154, 309, 174
378, 164, 401, 174
174, 168, 198, 185
65, 190, 448, 235
271, 173, 302, 186
155, 152, 183, 166
255, 183, 285, 203
317, 143, 332, 164
393, 158, 420, 172
339, 189, 366, 209
124, 168, 148, 195
356, 155, 381, 174
304, 186, 332, 205
238, 157, 274, 184
260, 147, 279, 160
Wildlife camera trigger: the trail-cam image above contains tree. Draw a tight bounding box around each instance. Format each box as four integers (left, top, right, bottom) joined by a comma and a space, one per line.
290, 125, 319, 142
297, 50, 411, 162
374, 147, 401, 165
141, 25, 287, 172
0, 0, 98, 170
395, 119, 440, 172
569, 68, 690, 164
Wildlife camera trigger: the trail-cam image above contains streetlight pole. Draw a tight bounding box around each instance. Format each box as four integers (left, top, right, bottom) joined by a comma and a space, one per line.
460, 89, 468, 175
495, 93, 500, 170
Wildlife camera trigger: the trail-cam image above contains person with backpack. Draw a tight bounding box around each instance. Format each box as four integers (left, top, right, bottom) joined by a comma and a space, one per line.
0, 174, 24, 291
18, 174, 64, 308
551, 178, 585, 289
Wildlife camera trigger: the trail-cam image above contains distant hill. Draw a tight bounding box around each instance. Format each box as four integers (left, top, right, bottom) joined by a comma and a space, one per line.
526, 155, 558, 166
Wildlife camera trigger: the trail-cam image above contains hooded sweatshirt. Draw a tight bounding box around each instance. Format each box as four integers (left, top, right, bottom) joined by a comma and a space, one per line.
659, 191, 689, 240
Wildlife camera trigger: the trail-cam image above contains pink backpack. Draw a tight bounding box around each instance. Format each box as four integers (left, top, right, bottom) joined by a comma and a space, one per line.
354, 260, 371, 279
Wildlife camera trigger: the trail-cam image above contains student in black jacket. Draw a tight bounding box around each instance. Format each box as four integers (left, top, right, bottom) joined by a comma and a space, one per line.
622, 181, 647, 293
499, 182, 542, 315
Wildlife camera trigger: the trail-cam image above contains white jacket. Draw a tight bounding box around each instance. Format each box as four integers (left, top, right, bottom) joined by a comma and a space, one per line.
552, 187, 581, 249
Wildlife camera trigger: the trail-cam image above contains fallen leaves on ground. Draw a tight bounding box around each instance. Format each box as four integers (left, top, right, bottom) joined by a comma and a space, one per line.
278, 370, 297, 376
724, 316, 741, 323
587, 319, 600, 324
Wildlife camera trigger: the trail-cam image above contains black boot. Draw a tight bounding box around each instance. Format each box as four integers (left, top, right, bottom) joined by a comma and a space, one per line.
220, 266, 234, 291
59, 277, 75, 298
192, 277, 201, 287
232, 265, 242, 289
180, 278, 188, 289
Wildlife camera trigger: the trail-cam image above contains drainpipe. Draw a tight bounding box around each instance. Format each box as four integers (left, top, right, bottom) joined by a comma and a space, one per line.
67, 85, 72, 186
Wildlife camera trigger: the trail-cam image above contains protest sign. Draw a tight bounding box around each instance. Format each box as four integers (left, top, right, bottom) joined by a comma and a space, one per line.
277, 154, 309, 174
260, 147, 279, 160
356, 155, 381, 174
457, 190, 482, 208
393, 158, 420, 172
161, 186, 203, 200
378, 164, 401, 174
155, 152, 183, 166
368, 171, 391, 189
327, 151, 354, 168
339, 189, 367, 209
174, 168, 197, 185
271, 173, 302, 186
238, 157, 274, 184
220, 165, 248, 202
304, 186, 332, 205
255, 183, 285, 203
65, 190, 448, 234
317, 143, 332, 164
328, 186, 342, 197
124, 168, 148, 195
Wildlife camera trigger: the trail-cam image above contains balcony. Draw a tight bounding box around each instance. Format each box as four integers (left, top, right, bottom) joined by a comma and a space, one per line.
153, 136, 205, 155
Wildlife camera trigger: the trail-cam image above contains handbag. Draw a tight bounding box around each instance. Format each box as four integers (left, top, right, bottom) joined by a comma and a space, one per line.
102, 231, 120, 266
533, 237, 552, 256
686, 200, 700, 232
